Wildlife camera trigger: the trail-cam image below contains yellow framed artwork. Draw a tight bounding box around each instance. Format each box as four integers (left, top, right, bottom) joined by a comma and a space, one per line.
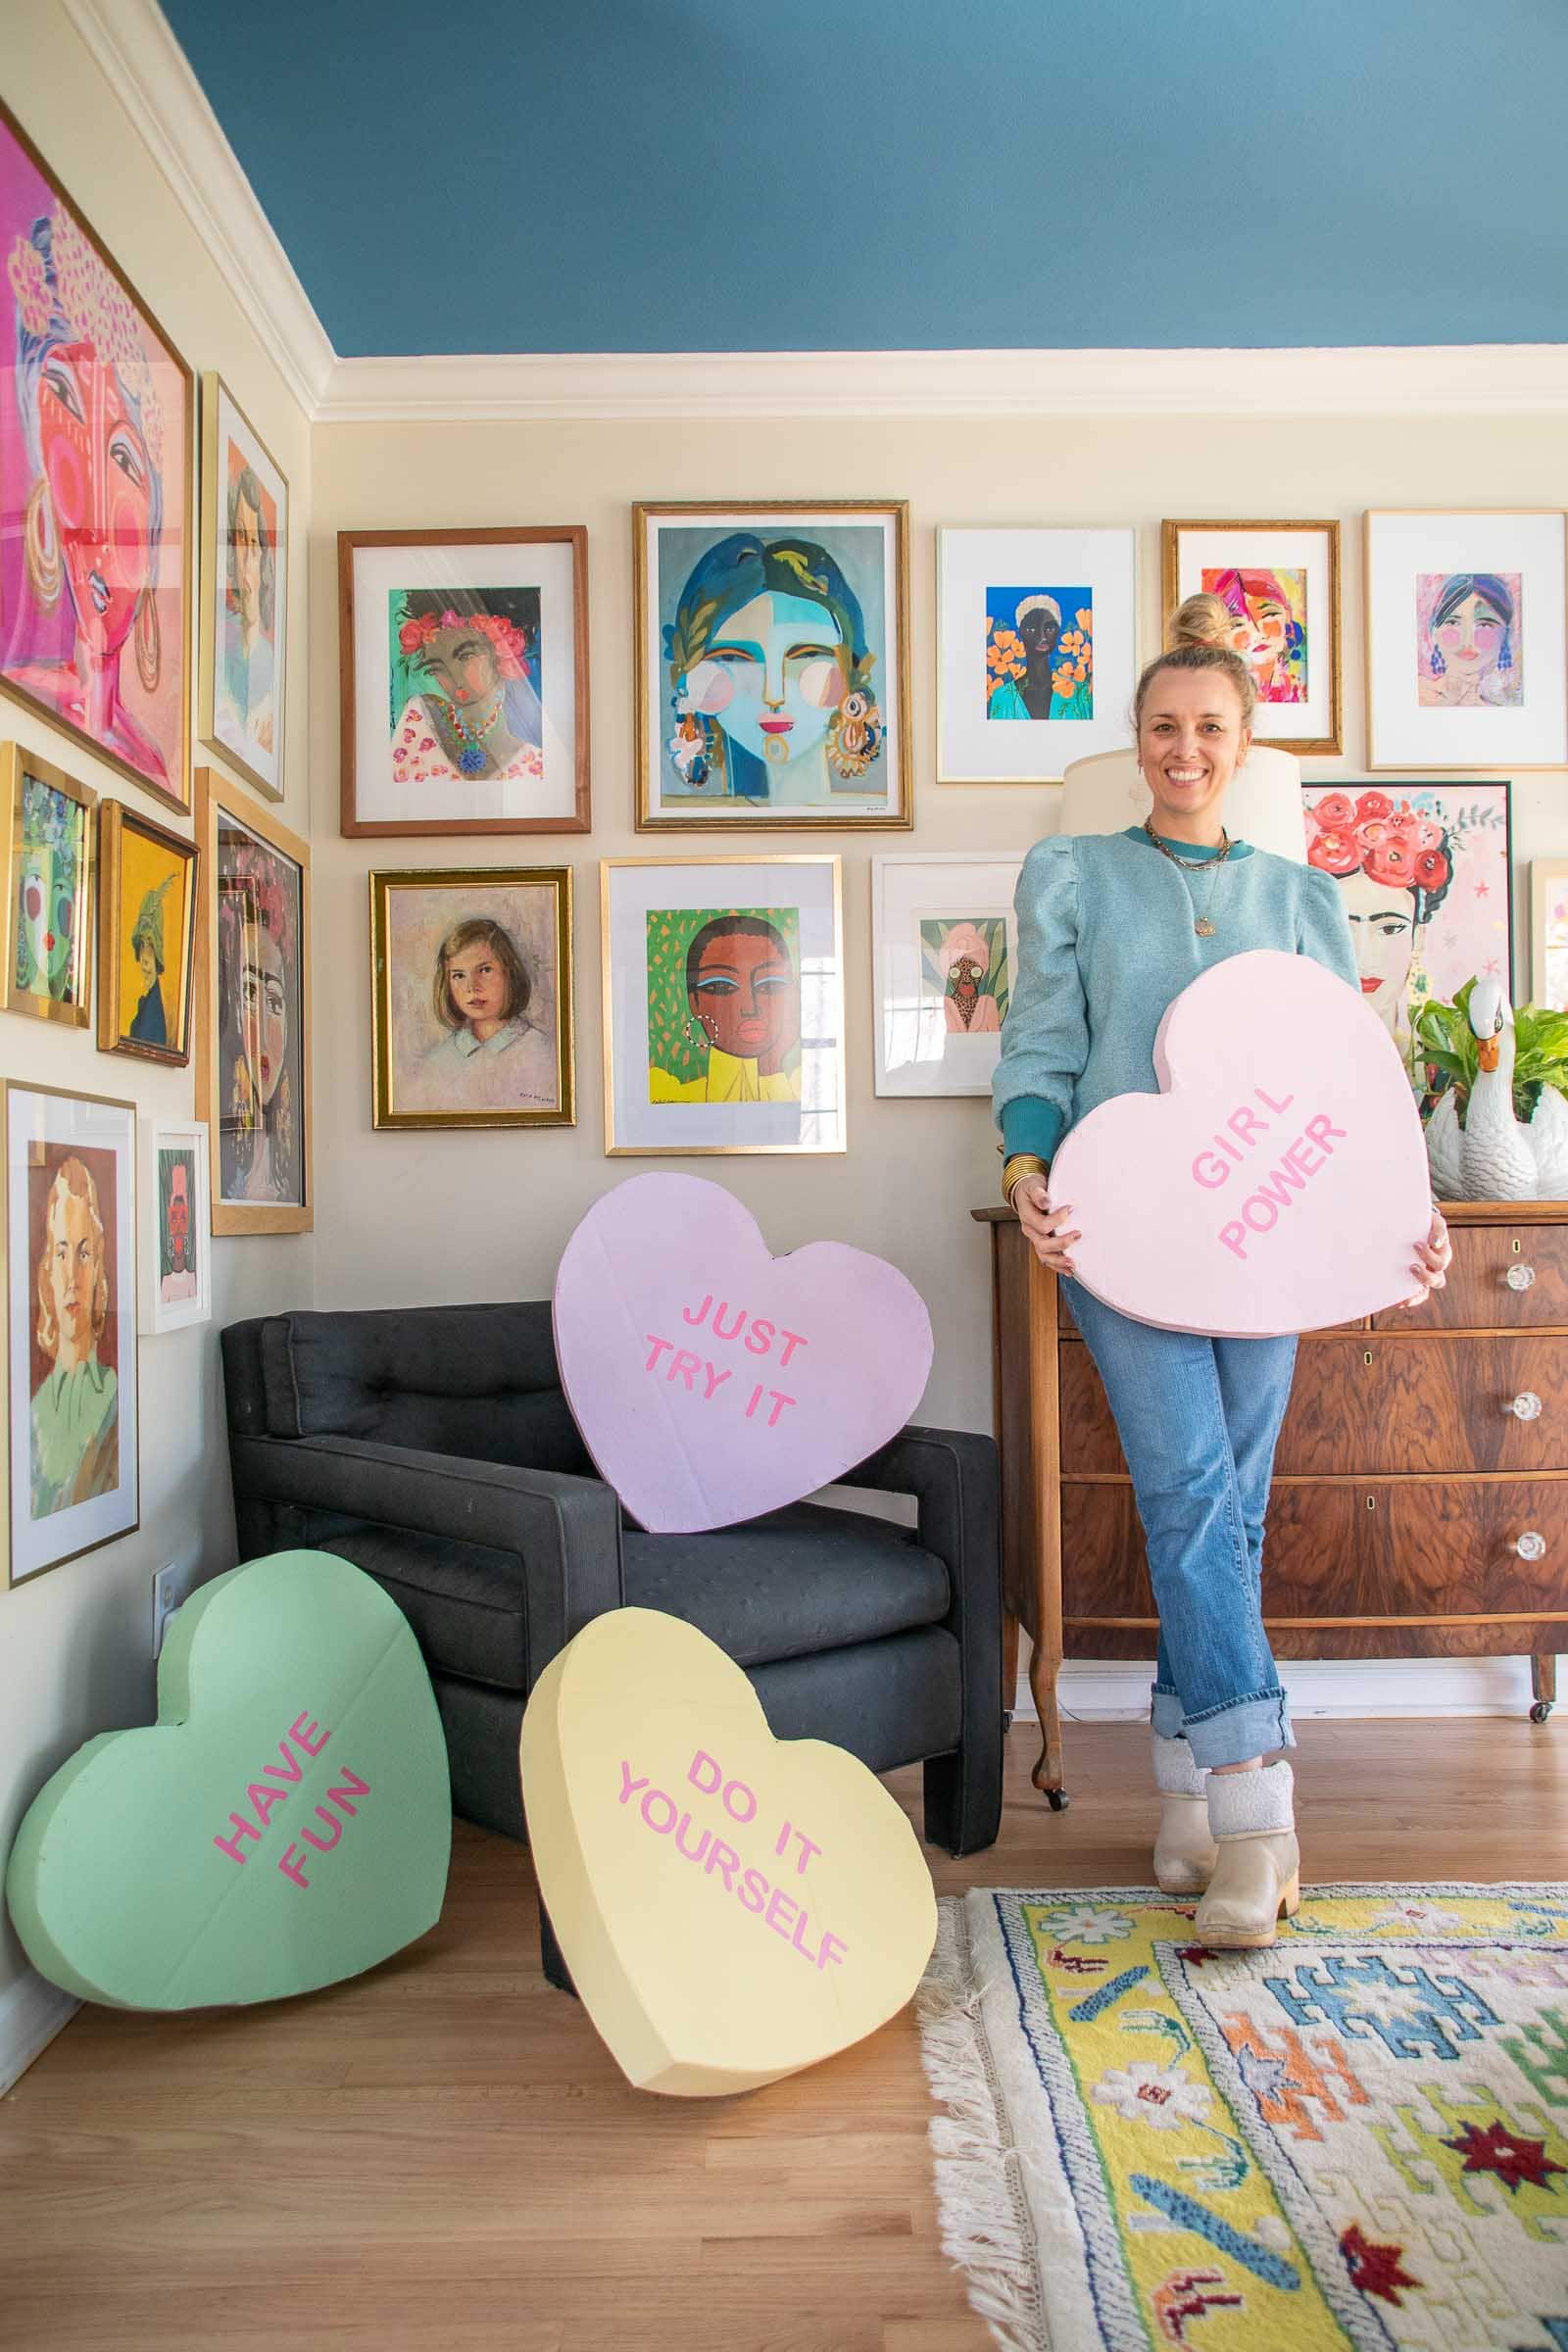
95, 800, 197, 1064
2, 739, 95, 1028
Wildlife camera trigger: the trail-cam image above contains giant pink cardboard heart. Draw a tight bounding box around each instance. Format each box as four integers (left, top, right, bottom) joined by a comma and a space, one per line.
1048, 951, 1432, 1338
553, 1175, 934, 1532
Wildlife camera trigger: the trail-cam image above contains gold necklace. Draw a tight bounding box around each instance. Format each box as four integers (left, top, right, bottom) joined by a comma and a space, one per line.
1143, 816, 1234, 938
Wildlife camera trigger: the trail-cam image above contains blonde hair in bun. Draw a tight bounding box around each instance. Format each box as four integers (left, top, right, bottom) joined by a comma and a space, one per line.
1133, 596, 1257, 731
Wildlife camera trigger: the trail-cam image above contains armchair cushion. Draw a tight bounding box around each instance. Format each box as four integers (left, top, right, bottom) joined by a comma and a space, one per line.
622, 1499, 950, 1670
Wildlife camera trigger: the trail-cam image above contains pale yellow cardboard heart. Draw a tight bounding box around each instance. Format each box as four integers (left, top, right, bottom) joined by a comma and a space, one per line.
519, 1608, 938, 2096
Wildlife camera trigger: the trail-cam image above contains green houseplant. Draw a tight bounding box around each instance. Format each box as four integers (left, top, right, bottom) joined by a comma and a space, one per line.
1416, 979, 1568, 1127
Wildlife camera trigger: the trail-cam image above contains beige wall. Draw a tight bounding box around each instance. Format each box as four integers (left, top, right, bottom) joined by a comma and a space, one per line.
309, 411, 1567, 1429
0, 1, 315, 2022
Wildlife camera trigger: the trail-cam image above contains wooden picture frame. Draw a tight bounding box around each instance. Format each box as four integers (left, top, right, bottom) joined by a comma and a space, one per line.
2, 739, 95, 1028
198, 372, 289, 803
338, 525, 590, 837
634, 500, 912, 830
0, 100, 194, 814
194, 767, 312, 1235
95, 801, 198, 1065
1161, 517, 1342, 756
369, 864, 575, 1131
4, 1077, 138, 1589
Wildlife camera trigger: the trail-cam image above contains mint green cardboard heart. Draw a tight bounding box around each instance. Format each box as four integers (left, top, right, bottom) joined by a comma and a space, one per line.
4, 1550, 451, 2009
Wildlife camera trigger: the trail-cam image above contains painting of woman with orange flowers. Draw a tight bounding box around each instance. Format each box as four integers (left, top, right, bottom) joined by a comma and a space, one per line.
1302, 783, 1512, 1086
986, 588, 1093, 721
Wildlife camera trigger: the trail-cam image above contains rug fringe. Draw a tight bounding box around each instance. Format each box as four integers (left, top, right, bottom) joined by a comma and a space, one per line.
916, 1898, 1044, 2352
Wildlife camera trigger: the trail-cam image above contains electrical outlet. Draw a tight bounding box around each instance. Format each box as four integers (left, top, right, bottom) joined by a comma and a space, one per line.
151, 1557, 197, 1660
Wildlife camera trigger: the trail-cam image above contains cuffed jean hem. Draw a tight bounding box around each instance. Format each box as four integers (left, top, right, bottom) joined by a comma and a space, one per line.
1150, 1681, 1296, 1769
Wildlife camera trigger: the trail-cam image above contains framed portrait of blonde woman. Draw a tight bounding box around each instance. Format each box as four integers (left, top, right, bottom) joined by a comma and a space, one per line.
194, 768, 311, 1235
1162, 519, 1341, 755
4, 1079, 138, 1588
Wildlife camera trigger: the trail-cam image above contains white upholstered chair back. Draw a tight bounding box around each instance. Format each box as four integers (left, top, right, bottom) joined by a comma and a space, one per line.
1057, 746, 1307, 864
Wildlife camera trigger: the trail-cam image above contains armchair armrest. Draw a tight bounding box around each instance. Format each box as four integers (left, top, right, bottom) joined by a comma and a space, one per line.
227, 1433, 624, 1680
838, 1425, 1001, 1619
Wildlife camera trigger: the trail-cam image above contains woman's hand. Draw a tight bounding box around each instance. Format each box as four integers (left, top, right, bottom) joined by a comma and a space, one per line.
1398, 1207, 1452, 1310
1014, 1174, 1081, 1276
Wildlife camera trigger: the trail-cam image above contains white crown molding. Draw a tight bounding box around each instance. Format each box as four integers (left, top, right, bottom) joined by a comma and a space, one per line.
60, 4, 1568, 426
64, 0, 335, 416
318, 343, 1568, 424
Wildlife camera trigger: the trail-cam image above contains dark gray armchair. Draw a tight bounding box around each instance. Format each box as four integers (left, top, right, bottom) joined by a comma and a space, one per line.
221, 1301, 1004, 1886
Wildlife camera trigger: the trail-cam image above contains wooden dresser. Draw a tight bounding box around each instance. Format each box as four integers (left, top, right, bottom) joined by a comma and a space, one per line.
973, 1200, 1567, 1805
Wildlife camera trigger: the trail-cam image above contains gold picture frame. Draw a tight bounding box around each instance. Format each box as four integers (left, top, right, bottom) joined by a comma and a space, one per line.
1161, 518, 1342, 757
633, 500, 912, 830
95, 800, 198, 1065
194, 767, 312, 1235
198, 371, 289, 804
369, 864, 575, 1131
1, 740, 95, 1028
601, 854, 847, 1154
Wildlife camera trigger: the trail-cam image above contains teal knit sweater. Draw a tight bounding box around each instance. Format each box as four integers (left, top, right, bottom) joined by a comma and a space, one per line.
994, 827, 1360, 1164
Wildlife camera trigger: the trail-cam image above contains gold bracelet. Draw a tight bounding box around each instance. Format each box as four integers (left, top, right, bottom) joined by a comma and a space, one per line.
1002, 1152, 1047, 1206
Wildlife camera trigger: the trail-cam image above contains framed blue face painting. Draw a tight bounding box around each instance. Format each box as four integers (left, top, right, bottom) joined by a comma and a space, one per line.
635, 503, 911, 830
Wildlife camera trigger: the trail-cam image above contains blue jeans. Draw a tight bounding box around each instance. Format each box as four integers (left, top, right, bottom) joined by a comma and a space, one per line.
1062, 1279, 1298, 1769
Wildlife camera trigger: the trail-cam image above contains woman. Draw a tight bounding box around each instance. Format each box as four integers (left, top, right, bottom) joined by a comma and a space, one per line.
994, 597, 1450, 1949
7, 204, 172, 788
127, 873, 175, 1047
937, 921, 1003, 1033
663, 533, 883, 805
1208, 566, 1307, 704
1304, 789, 1454, 1081
30, 1154, 119, 1519
987, 596, 1093, 723
220, 855, 296, 1203
406, 914, 558, 1111
391, 591, 544, 787
1419, 572, 1519, 708
651, 914, 802, 1102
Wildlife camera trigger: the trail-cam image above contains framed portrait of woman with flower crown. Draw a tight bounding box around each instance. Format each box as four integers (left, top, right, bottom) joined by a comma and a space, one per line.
0, 102, 193, 815
339, 526, 589, 836
635, 502, 911, 829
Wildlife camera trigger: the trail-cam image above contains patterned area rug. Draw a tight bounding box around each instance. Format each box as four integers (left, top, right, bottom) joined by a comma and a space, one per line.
918, 1886, 1568, 2352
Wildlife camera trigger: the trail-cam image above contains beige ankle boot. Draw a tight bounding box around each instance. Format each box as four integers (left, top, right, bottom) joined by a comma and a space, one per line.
1195, 1761, 1300, 1950
1152, 1735, 1217, 1895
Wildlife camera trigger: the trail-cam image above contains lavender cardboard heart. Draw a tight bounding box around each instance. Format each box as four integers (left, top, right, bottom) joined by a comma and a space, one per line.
1049, 951, 1432, 1338
553, 1176, 933, 1532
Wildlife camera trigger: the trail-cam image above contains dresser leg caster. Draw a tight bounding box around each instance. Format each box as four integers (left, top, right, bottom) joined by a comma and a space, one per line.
1003, 1709, 1013, 1736
1530, 1700, 1554, 1724
1046, 1787, 1070, 1811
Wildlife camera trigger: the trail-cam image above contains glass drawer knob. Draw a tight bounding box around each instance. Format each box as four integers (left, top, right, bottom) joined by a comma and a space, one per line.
1506, 1265, 1537, 1292
1513, 1531, 1548, 1561
1509, 1391, 1544, 1421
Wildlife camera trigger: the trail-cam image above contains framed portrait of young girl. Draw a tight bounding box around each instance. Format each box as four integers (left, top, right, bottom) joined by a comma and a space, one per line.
339, 526, 589, 837
4, 1079, 138, 1588
369, 865, 574, 1130
194, 768, 311, 1235
602, 855, 846, 1153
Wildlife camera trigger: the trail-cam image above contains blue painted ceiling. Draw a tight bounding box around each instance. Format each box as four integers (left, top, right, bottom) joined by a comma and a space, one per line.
162, 0, 1568, 356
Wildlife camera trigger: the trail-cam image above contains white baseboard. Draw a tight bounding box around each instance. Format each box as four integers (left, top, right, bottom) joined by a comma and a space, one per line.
1016, 1654, 1559, 1724
0, 1967, 78, 2094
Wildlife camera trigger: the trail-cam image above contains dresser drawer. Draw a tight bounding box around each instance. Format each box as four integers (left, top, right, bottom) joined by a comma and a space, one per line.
1059, 1334, 1568, 1477
1060, 1477, 1568, 1626
1372, 1220, 1568, 1331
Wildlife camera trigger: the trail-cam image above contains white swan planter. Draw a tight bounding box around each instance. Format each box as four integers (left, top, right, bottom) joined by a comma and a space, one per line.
1424, 978, 1568, 1201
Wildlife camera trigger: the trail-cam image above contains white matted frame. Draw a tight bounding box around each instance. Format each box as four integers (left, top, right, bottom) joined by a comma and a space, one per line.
138, 1120, 211, 1334
1364, 509, 1567, 771
602, 855, 846, 1154
1534, 858, 1568, 1011
5, 1080, 138, 1588
872, 854, 1022, 1098
937, 527, 1137, 783
1162, 518, 1341, 755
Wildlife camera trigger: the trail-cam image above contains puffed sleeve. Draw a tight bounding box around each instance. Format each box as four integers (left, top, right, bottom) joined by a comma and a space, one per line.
1296, 864, 1360, 995
992, 835, 1089, 1161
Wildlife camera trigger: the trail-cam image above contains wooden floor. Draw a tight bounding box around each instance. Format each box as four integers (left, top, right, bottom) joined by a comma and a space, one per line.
3, 1716, 1564, 2352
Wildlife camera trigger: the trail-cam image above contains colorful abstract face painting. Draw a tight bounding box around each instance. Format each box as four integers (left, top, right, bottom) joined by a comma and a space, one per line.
645, 906, 803, 1103
1417, 572, 1522, 708
13, 768, 87, 1009
216, 811, 304, 1208
985, 590, 1092, 722
1202, 566, 1307, 704
1303, 783, 1512, 1087
0, 106, 190, 807
157, 1144, 198, 1306
919, 916, 1009, 1036
390, 588, 543, 788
